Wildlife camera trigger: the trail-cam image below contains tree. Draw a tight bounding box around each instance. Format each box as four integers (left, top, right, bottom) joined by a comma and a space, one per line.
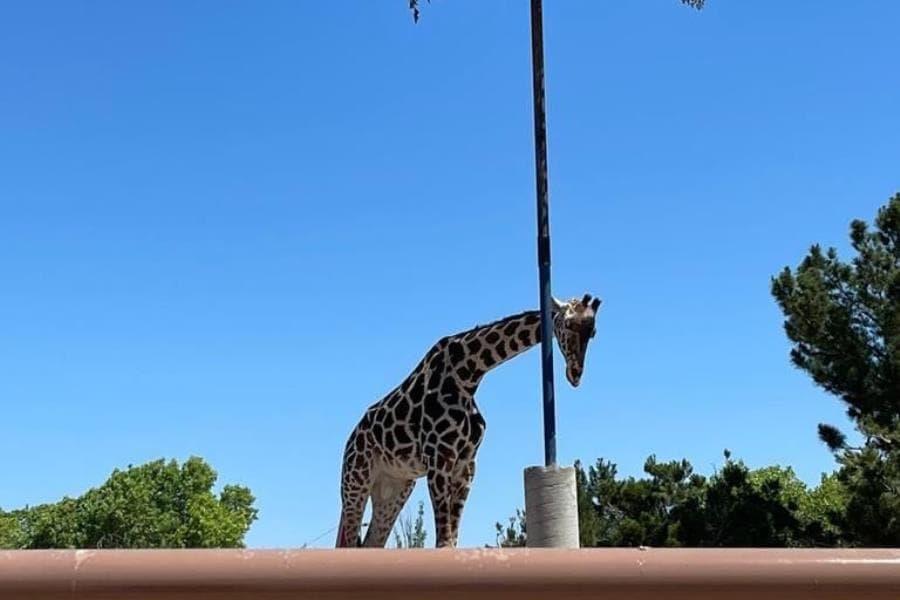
576, 455, 706, 547
672, 456, 842, 547
771, 192, 899, 449
772, 192, 900, 546
496, 451, 844, 548
1, 457, 258, 549
392, 500, 427, 548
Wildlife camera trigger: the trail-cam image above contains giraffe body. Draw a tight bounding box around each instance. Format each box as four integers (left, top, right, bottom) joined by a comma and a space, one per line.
336, 294, 601, 548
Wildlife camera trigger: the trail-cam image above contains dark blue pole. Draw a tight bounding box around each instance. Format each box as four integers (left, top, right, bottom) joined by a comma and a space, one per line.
530, 0, 556, 468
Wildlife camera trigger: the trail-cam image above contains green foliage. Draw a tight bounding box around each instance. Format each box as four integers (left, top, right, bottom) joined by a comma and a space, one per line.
673, 457, 833, 547
832, 446, 900, 546
498, 452, 846, 548
771, 192, 899, 445
772, 192, 900, 546
577, 455, 705, 547
575, 460, 600, 547
393, 500, 427, 548
494, 508, 526, 548
0, 457, 258, 549
0, 510, 23, 548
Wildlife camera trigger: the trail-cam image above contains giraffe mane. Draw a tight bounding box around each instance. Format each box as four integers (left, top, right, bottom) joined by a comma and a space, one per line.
457, 309, 539, 337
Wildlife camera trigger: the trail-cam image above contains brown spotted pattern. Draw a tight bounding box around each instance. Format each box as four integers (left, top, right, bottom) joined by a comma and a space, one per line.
335, 294, 602, 548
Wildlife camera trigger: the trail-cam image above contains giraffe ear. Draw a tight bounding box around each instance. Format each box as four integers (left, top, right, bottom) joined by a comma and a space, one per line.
591, 297, 602, 311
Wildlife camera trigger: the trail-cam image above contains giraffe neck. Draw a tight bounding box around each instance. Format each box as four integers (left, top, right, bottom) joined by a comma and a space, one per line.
445, 309, 546, 387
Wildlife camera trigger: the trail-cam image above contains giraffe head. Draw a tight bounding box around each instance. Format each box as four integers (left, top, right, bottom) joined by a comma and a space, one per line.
551, 293, 602, 387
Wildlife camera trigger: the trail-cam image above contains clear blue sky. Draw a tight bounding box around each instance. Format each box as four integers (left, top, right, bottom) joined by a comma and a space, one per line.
1, 1, 898, 548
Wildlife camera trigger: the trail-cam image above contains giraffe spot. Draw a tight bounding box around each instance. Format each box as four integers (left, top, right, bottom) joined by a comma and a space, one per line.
424, 391, 444, 421
485, 331, 500, 344
355, 435, 365, 451
479, 349, 496, 367
381, 411, 395, 429
448, 408, 466, 423
525, 313, 540, 325
372, 423, 384, 442
517, 329, 532, 346
433, 473, 446, 490
427, 432, 439, 446
503, 320, 520, 335
394, 398, 411, 420
448, 341, 465, 364
429, 352, 445, 374
394, 426, 412, 445
409, 376, 424, 403
495, 340, 508, 360
509, 339, 519, 352
384, 430, 395, 449
434, 418, 451, 434
410, 404, 423, 426
457, 366, 471, 380
466, 339, 482, 353
427, 369, 442, 390
440, 377, 458, 397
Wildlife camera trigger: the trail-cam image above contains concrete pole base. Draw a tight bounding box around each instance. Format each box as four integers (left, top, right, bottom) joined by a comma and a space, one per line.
523, 465, 579, 548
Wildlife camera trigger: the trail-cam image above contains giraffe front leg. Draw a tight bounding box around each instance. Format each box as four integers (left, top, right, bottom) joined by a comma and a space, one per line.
426, 457, 477, 548
426, 465, 456, 548
434, 460, 476, 548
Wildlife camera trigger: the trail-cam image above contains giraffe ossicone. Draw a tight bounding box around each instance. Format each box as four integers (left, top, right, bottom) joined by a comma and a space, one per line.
335, 293, 602, 548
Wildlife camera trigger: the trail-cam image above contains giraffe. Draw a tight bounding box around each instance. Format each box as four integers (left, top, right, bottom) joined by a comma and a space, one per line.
335, 293, 602, 548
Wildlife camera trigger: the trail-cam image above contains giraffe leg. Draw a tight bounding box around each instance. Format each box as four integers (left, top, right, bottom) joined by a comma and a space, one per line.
426, 461, 459, 548
361, 476, 416, 548
336, 484, 369, 547
444, 461, 476, 547
428, 461, 476, 548
336, 448, 372, 548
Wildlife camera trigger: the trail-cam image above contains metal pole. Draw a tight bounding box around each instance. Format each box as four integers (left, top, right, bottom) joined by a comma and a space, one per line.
530, 0, 556, 468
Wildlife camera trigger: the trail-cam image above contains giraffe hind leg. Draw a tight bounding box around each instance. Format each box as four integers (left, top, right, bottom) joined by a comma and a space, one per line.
361, 476, 416, 548
336, 451, 372, 548
336, 487, 369, 548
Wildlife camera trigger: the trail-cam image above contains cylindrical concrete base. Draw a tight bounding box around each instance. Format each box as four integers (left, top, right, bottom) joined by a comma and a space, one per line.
523, 465, 579, 548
